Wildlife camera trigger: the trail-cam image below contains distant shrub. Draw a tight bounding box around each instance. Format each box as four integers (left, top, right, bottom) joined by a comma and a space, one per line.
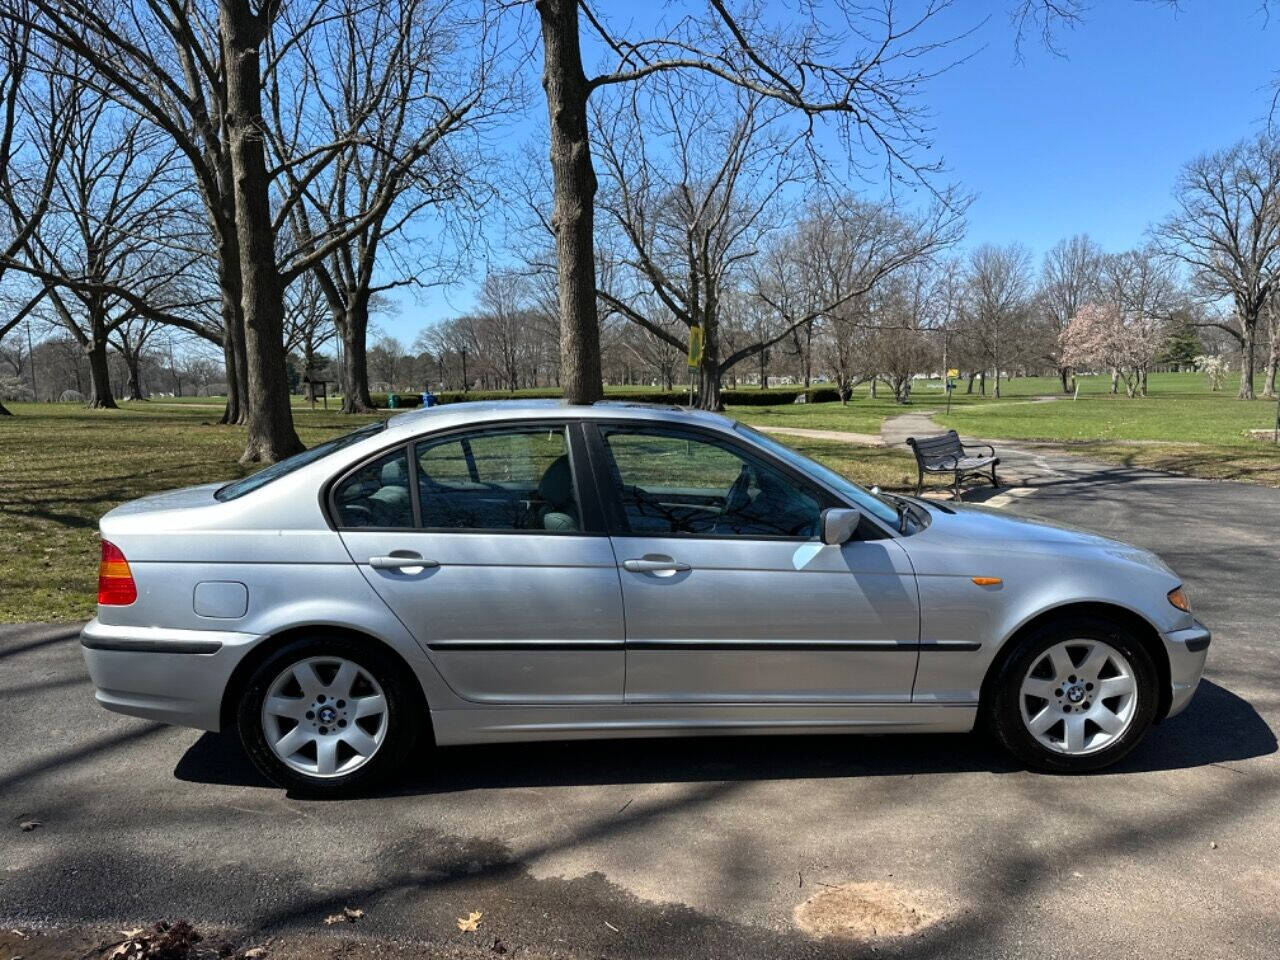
368, 392, 424, 409
59, 389, 85, 404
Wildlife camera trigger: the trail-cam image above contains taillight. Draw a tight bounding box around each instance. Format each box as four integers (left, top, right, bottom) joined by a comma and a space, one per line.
98, 540, 137, 605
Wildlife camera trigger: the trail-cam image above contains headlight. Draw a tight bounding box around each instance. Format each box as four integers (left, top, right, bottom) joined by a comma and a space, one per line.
1167, 586, 1191, 613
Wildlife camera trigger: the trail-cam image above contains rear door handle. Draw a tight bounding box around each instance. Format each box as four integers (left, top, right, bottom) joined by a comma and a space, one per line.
369, 554, 440, 570
623, 557, 691, 574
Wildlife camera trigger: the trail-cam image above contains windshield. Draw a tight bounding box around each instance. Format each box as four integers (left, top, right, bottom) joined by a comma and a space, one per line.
734, 423, 901, 528
215, 421, 386, 501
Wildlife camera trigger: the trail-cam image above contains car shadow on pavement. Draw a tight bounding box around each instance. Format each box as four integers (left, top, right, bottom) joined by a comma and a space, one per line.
174, 679, 1273, 794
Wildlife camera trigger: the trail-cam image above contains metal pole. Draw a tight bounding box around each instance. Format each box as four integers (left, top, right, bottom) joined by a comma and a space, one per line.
26, 318, 37, 401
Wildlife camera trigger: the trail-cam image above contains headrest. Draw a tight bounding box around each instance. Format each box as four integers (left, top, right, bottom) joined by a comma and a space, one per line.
538, 455, 573, 507
381, 457, 406, 486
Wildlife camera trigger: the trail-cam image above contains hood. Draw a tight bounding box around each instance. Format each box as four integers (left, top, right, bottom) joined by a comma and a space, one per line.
915, 500, 1174, 574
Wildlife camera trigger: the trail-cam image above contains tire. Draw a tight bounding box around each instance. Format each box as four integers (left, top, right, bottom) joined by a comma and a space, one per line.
237, 635, 422, 796
986, 615, 1159, 773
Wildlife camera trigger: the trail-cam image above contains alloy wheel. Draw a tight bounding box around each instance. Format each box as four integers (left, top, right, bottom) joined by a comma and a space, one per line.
1018, 638, 1138, 756
261, 656, 389, 778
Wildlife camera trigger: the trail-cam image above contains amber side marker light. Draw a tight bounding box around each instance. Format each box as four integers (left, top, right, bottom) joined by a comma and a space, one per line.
971, 577, 1003, 586
98, 540, 137, 606
1167, 586, 1191, 613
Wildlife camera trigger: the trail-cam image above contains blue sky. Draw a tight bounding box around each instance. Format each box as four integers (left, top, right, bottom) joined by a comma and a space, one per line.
377, 1, 1277, 344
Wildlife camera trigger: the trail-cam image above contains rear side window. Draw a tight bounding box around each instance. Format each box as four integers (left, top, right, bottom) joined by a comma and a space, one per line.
215, 421, 385, 501
333, 449, 414, 528
414, 426, 580, 532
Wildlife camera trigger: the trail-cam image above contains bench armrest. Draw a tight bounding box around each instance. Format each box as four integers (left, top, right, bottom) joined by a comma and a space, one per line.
961, 441, 996, 457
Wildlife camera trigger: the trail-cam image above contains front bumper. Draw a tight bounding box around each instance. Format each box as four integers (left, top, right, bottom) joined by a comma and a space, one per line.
1162, 620, 1211, 719
80, 619, 260, 731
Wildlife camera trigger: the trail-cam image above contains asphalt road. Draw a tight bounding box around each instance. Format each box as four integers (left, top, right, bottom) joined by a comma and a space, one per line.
2, 450, 1278, 959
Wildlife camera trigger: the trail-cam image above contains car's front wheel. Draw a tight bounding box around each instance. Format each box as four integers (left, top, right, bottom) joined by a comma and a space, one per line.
237, 636, 420, 796
987, 616, 1159, 773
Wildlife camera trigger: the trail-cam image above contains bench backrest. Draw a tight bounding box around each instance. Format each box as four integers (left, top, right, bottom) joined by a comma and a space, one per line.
906, 430, 964, 463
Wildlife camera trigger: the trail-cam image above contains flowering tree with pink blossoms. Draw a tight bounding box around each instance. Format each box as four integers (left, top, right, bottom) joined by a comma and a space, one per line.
1060, 303, 1169, 398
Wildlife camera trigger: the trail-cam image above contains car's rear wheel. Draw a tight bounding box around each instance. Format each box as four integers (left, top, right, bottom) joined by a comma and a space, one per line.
987, 616, 1159, 773
238, 636, 420, 796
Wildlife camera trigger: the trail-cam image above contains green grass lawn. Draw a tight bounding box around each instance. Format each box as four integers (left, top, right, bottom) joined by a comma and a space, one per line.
0, 403, 380, 622
0, 402, 905, 623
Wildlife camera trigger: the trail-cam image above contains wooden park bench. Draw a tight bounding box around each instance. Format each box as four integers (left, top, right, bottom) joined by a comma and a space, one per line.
906, 430, 1001, 501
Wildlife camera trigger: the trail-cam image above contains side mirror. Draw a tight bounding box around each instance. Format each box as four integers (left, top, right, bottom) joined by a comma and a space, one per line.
820, 507, 862, 546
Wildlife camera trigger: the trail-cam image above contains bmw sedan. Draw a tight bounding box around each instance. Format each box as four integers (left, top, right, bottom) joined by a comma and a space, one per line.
81, 401, 1210, 794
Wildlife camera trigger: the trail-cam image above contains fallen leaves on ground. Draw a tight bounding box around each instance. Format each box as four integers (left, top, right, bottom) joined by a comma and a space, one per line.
106, 921, 202, 960
456, 912, 482, 933
321, 907, 364, 927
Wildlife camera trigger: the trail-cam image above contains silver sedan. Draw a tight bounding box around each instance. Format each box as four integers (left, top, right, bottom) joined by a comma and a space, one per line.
81, 401, 1210, 794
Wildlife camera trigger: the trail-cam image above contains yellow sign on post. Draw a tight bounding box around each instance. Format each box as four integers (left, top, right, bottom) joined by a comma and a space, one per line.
947, 368, 959, 379
688, 325, 704, 368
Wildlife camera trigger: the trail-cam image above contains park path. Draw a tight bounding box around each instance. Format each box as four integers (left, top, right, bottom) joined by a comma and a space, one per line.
754, 424, 883, 445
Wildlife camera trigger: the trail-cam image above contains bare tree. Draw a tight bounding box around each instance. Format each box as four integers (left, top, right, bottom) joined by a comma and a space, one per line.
962, 243, 1034, 398
593, 74, 804, 409
0, 11, 68, 415
868, 265, 941, 403
531, 0, 964, 404
1155, 134, 1280, 400
7, 0, 503, 460
18, 82, 193, 408
270, 0, 506, 413
1039, 233, 1102, 392
755, 192, 965, 401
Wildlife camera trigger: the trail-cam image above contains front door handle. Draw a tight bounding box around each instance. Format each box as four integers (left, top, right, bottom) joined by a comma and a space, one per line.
623, 557, 692, 574
369, 554, 440, 571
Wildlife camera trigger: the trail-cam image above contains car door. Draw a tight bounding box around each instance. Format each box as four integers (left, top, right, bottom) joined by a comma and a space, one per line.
587, 422, 920, 703
335, 421, 625, 704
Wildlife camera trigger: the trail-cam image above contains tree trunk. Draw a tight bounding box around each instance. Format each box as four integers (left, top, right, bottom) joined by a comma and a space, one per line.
1059, 366, 1070, 394
222, 0, 302, 463
0, 399, 11, 415
1110, 369, 1119, 395
537, 0, 603, 405
221, 331, 242, 424
338, 301, 376, 413
123, 349, 146, 401
85, 340, 117, 409
1238, 315, 1256, 400
1263, 335, 1278, 399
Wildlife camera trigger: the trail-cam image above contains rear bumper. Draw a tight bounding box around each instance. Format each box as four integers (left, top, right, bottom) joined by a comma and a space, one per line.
80, 620, 260, 731
1162, 621, 1211, 719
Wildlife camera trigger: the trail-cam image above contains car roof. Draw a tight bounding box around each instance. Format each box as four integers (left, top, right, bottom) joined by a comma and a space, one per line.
384, 399, 737, 438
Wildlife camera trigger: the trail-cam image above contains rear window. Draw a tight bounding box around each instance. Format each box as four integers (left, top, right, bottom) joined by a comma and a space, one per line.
215, 421, 386, 501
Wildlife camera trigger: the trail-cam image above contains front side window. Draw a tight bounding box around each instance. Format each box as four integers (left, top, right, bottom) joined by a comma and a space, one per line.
333, 448, 413, 528
415, 426, 580, 532
734, 423, 901, 528
599, 427, 821, 538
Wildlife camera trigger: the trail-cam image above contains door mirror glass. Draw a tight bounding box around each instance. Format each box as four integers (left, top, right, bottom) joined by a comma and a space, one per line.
820, 507, 862, 545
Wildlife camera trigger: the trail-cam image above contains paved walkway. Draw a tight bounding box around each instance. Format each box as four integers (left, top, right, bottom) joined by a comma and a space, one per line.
755, 424, 883, 445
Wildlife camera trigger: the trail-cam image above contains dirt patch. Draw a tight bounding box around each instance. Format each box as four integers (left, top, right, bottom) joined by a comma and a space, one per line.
794, 882, 944, 942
